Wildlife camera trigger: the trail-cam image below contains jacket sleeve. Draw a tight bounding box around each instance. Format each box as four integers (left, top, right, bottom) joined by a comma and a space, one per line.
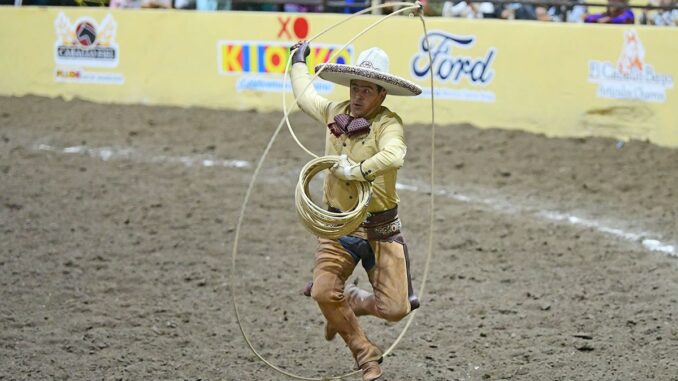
359, 122, 407, 181
291, 62, 333, 125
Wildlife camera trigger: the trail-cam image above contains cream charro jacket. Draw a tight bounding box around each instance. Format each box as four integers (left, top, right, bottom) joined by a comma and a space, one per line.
291, 62, 407, 214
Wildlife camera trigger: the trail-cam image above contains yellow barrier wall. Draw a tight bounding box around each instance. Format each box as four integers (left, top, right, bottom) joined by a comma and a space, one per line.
0, 7, 676, 146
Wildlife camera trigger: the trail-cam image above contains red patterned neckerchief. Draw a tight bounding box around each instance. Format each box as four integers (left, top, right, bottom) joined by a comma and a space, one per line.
328, 114, 371, 138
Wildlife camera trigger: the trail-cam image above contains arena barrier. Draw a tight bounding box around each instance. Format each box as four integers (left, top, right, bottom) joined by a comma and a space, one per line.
0, 7, 676, 147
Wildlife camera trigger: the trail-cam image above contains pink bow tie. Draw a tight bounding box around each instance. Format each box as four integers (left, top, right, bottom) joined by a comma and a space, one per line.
328, 114, 371, 138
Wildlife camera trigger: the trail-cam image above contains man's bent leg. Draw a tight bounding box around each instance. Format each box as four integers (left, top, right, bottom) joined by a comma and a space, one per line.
345, 239, 410, 322
312, 237, 382, 367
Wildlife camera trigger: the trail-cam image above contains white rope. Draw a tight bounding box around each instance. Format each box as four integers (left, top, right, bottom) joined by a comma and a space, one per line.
382, 12, 435, 359
230, 2, 436, 380
295, 155, 372, 239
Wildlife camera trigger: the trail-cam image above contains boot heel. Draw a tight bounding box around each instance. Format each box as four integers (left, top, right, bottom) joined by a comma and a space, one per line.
409, 295, 420, 311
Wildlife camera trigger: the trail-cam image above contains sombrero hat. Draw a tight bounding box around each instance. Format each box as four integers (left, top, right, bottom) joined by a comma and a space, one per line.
315, 47, 422, 97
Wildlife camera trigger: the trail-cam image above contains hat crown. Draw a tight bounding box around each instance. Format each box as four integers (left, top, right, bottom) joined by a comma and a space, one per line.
356, 47, 390, 74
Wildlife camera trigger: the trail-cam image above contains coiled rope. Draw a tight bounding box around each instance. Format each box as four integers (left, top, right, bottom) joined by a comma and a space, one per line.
230, 2, 436, 380
295, 155, 372, 239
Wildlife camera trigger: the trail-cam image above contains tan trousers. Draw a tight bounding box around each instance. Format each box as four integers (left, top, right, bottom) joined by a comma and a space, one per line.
310, 228, 411, 367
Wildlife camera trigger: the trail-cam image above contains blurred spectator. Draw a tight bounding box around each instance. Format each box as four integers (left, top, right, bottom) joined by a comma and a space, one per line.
109, 0, 141, 7
194, 0, 228, 10
419, 0, 444, 16
284, 2, 323, 12
147, 0, 171, 7
643, 0, 678, 25
195, 0, 216, 10
493, 3, 551, 20
534, 5, 553, 21
441, 0, 494, 19
322, 0, 365, 13
342, 0, 366, 13
584, 0, 635, 24
232, 2, 279, 11
546, 1, 588, 22
321, 0, 365, 13
17, 0, 50, 4
16, 0, 95, 5
175, 0, 190, 8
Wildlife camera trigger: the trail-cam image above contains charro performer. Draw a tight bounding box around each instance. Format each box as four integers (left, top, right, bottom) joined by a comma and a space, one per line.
290, 41, 422, 381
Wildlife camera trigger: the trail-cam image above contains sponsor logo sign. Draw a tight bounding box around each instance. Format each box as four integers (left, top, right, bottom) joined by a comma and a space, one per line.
218, 41, 353, 93
588, 30, 673, 103
53, 12, 123, 84
411, 31, 497, 103
276, 16, 310, 40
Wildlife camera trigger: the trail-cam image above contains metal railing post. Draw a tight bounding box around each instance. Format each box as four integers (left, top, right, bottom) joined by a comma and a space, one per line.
372, 0, 383, 15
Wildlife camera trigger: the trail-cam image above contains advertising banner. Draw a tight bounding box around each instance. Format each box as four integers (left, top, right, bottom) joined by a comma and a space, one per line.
0, 7, 675, 147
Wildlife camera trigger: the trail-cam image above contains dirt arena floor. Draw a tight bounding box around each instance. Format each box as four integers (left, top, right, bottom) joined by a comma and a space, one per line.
1, 95, 677, 381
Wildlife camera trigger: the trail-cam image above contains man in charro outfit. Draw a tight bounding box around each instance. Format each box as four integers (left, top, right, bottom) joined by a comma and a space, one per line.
290, 41, 422, 381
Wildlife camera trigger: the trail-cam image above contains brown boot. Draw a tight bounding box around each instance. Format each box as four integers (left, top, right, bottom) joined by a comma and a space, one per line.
360, 361, 382, 381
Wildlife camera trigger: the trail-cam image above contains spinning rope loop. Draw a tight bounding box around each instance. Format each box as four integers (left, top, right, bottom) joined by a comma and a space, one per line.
230, 2, 437, 380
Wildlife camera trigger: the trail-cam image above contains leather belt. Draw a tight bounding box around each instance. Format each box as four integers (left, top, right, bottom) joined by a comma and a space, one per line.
328, 206, 401, 240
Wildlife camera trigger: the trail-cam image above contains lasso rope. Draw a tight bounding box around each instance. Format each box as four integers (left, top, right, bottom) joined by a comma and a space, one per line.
230, 2, 436, 380
295, 155, 372, 239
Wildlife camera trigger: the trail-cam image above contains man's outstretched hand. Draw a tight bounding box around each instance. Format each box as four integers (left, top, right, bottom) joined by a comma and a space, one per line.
290, 40, 311, 65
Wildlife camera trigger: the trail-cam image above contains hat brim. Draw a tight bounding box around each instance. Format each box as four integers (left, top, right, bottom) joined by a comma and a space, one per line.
315, 64, 422, 97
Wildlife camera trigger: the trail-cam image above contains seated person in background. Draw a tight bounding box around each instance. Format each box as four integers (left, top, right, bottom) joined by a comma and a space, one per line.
494, 3, 550, 20
110, 0, 142, 8
232, 2, 279, 11
342, 0, 366, 13
419, 0, 443, 16
442, 0, 495, 19
383, 0, 440, 16
584, 0, 635, 23
534, 5, 555, 21
284, 3, 324, 12
547, 1, 588, 22
644, 0, 678, 25
194, 0, 232, 10
138, 0, 172, 7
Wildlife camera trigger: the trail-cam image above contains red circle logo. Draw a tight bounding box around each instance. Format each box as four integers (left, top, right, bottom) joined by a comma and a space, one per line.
293, 18, 309, 39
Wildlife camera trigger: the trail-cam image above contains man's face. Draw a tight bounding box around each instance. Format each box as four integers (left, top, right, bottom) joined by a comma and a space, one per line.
350, 80, 386, 118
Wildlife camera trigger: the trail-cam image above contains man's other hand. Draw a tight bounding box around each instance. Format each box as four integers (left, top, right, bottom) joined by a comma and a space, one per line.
330, 155, 366, 182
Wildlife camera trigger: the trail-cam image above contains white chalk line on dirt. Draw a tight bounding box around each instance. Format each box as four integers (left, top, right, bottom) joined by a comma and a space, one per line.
396, 183, 676, 257
34, 143, 251, 169
32, 142, 676, 258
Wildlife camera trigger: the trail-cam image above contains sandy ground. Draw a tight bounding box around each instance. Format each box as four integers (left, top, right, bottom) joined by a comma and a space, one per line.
1, 95, 677, 381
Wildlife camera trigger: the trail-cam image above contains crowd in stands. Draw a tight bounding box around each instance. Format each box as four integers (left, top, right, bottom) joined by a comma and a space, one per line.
4, 0, 677, 26
434, 0, 677, 25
